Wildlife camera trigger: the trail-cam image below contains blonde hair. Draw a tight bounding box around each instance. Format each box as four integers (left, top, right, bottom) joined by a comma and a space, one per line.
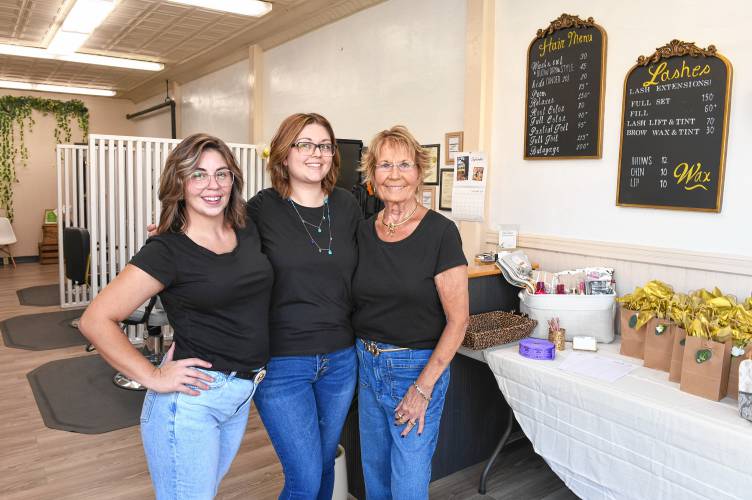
268, 113, 340, 199
360, 125, 429, 194
156, 133, 246, 234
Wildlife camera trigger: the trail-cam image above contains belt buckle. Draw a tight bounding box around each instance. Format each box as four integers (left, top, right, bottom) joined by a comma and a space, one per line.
253, 369, 266, 385
366, 341, 380, 357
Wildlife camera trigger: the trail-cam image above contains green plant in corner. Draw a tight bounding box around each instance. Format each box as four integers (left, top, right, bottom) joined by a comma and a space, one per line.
0, 96, 89, 221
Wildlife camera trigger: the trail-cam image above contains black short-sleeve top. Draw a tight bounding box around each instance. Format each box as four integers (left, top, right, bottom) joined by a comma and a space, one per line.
247, 187, 361, 356
352, 210, 467, 349
129, 217, 273, 371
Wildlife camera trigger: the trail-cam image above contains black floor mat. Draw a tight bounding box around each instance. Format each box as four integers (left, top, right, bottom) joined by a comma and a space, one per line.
1, 309, 86, 350
27, 354, 145, 434
16, 284, 60, 306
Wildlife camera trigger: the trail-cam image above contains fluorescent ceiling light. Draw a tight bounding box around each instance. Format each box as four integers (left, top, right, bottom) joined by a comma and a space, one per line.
48, 0, 116, 54
168, 0, 273, 17
47, 31, 89, 55
0, 43, 164, 71
62, 0, 116, 33
0, 79, 116, 96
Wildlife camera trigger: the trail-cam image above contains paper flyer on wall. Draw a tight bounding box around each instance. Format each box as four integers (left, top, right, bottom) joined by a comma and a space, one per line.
451, 152, 487, 221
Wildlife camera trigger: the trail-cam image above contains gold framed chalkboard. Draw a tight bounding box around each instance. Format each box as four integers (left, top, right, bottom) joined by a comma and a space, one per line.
616, 40, 732, 212
524, 14, 607, 160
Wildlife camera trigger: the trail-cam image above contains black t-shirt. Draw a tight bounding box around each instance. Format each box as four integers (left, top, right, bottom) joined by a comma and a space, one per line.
247, 187, 360, 356
129, 218, 273, 371
352, 210, 467, 349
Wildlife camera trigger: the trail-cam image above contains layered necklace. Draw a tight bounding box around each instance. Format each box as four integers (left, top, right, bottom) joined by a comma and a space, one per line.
380, 201, 418, 236
289, 196, 334, 255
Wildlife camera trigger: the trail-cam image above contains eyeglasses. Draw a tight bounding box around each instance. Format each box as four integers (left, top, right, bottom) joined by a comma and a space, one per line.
291, 141, 336, 157
187, 169, 234, 188
375, 162, 416, 172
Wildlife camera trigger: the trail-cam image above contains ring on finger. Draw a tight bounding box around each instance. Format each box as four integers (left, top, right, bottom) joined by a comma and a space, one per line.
407, 419, 416, 427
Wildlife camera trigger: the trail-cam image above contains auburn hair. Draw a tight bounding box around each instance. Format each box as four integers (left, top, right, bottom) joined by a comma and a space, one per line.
156, 133, 246, 234
268, 113, 340, 198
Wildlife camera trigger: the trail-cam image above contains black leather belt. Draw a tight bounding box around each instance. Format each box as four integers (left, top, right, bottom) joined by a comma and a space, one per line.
214, 367, 266, 384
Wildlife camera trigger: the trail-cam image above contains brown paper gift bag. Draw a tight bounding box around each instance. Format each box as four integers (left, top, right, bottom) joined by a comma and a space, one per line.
668, 327, 687, 383
619, 307, 646, 359
680, 336, 732, 401
643, 318, 674, 372
727, 345, 752, 400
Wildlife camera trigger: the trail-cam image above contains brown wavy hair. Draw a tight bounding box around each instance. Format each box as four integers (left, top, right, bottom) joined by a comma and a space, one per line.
360, 125, 429, 196
268, 113, 340, 198
156, 133, 246, 234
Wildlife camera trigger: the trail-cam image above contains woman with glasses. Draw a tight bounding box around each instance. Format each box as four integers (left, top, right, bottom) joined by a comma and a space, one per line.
247, 113, 361, 499
80, 133, 274, 499
352, 126, 469, 499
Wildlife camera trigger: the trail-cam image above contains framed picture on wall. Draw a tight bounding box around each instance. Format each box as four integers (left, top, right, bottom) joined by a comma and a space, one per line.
421, 144, 440, 185
439, 168, 454, 211
421, 186, 436, 210
444, 131, 463, 165
43, 209, 57, 225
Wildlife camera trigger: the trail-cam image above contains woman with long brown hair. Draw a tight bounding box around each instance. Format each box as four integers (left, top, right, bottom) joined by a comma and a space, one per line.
80, 133, 274, 499
248, 113, 361, 499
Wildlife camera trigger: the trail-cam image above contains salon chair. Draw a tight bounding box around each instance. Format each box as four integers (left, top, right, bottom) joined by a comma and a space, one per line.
63, 226, 169, 391
62, 227, 91, 342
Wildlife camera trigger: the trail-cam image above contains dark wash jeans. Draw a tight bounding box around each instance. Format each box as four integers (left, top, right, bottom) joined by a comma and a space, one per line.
254, 345, 357, 499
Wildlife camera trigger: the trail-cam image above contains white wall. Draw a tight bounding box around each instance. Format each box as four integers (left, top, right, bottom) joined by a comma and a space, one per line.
263, 0, 466, 151
491, 0, 752, 257
181, 59, 251, 143
131, 93, 174, 139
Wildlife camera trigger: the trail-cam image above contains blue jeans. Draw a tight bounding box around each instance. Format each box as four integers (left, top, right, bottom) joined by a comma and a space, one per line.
140, 369, 260, 500
254, 346, 357, 499
356, 339, 450, 500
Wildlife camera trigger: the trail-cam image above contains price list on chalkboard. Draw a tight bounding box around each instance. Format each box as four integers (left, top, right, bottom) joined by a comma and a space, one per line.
524, 14, 606, 159
617, 41, 732, 212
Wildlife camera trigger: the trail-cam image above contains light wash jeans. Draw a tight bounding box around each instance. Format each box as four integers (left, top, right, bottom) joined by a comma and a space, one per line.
253, 345, 357, 500
140, 368, 260, 500
356, 339, 450, 500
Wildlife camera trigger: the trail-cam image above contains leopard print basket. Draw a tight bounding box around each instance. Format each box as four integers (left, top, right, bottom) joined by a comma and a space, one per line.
462, 311, 537, 350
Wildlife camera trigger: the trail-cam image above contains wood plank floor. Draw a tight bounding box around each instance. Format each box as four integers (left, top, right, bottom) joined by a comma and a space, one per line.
1, 262, 578, 499
429, 440, 579, 500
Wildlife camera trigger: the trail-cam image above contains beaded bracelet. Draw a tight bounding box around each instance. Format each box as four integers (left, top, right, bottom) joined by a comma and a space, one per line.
413, 382, 431, 402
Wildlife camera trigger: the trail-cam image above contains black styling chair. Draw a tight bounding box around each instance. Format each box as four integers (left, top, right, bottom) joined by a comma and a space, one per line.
63, 227, 169, 391
113, 295, 169, 391
63, 227, 92, 347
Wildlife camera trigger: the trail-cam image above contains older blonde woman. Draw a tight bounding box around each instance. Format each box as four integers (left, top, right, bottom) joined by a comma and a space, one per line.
352, 125, 469, 499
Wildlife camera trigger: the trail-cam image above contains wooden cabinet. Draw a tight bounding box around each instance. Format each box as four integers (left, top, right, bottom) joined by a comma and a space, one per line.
39, 224, 58, 264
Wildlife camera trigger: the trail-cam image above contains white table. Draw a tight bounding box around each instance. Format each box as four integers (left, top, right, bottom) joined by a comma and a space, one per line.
482, 341, 752, 500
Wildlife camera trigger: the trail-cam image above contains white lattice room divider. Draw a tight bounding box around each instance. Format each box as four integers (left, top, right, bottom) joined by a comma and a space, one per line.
56, 135, 263, 340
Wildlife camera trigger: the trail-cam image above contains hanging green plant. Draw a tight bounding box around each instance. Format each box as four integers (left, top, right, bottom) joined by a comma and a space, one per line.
0, 96, 89, 221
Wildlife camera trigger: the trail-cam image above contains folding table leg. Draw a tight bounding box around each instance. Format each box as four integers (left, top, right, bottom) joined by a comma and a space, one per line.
479, 405, 515, 494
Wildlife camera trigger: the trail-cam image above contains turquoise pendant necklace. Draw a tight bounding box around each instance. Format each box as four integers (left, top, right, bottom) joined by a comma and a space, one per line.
289, 197, 334, 255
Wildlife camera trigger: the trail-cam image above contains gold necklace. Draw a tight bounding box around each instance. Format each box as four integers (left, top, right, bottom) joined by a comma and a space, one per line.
380, 202, 418, 236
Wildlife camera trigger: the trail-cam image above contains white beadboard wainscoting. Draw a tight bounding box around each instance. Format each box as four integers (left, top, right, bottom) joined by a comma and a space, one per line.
484, 232, 752, 299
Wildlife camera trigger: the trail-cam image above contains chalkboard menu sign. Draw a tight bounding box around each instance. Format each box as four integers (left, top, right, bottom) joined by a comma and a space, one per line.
524, 14, 606, 159
617, 40, 732, 212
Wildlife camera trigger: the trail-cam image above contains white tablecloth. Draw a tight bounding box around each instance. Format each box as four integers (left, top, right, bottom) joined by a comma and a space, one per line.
483, 341, 752, 500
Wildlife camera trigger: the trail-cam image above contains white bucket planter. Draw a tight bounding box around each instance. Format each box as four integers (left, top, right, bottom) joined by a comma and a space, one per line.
333, 444, 348, 500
